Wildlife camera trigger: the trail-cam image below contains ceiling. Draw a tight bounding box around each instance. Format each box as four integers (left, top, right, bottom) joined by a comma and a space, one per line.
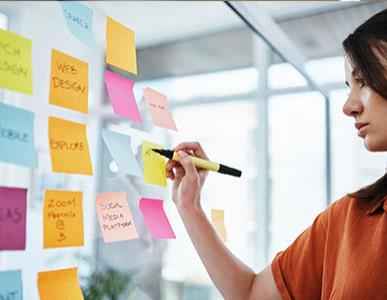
92, 1, 361, 48
92, 1, 387, 81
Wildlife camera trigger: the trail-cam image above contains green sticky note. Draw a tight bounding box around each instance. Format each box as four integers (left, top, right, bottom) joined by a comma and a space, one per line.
0, 29, 33, 94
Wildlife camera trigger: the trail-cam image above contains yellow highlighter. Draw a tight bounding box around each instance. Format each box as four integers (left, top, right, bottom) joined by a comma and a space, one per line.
152, 148, 242, 177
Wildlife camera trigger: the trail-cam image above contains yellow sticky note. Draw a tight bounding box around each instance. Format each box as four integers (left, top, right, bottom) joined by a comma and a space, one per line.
211, 209, 227, 243
38, 267, 84, 300
142, 140, 167, 187
106, 16, 137, 75
49, 49, 88, 113
43, 190, 84, 249
0, 29, 32, 94
48, 116, 93, 175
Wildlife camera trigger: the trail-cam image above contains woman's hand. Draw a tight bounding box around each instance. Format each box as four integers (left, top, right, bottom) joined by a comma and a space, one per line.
166, 142, 209, 213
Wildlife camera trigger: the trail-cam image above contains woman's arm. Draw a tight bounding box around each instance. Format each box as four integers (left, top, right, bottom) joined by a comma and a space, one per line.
166, 142, 281, 300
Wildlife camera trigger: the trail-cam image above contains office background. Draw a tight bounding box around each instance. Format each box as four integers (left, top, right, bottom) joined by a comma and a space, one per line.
0, 1, 386, 299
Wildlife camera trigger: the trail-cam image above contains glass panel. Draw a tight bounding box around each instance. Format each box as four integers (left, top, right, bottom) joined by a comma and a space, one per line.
164, 100, 258, 299
268, 91, 326, 260
268, 63, 307, 89
0, 2, 271, 300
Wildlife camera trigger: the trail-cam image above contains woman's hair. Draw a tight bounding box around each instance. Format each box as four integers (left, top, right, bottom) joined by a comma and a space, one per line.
342, 8, 387, 203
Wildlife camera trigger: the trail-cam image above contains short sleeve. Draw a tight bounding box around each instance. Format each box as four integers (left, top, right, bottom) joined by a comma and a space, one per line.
271, 209, 329, 300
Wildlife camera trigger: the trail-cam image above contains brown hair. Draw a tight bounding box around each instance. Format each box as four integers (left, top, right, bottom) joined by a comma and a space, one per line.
342, 8, 387, 203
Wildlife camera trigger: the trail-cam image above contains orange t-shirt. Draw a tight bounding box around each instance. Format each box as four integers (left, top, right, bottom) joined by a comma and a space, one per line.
272, 194, 387, 300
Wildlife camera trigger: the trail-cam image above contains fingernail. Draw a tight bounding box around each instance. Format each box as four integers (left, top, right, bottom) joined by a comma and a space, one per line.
178, 151, 186, 158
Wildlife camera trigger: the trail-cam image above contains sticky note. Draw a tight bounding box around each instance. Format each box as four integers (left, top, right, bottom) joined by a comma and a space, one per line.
0, 187, 27, 250
143, 87, 177, 131
0, 29, 32, 94
43, 190, 84, 249
104, 70, 142, 123
142, 140, 167, 187
102, 129, 143, 177
0, 270, 22, 300
96, 192, 139, 243
211, 209, 227, 243
49, 49, 88, 113
106, 16, 137, 75
139, 198, 175, 239
60, 1, 97, 48
48, 116, 93, 175
0, 103, 36, 168
38, 267, 83, 300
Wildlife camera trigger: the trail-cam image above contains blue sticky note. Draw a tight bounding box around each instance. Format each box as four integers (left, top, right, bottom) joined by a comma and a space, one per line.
0, 270, 23, 300
60, 1, 97, 48
102, 129, 143, 177
0, 103, 36, 168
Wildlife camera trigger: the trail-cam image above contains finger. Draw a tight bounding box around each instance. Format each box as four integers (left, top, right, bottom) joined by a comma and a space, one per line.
166, 159, 179, 171
173, 142, 208, 160
173, 164, 185, 178
176, 151, 199, 181
166, 168, 175, 180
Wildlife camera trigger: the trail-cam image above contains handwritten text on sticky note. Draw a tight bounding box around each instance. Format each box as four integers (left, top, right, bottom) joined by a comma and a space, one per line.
50, 49, 88, 113
0, 103, 36, 168
43, 190, 84, 249
60, 1, 97, 48
0, 29, 32, 94
0, 187, 27, 250
96, 192, 139, 243
0, 270, 22, 300
48, 116, 93, 175
143, 87, 177, 131
142, 140, 167, 187
38, 267, 83, 300
139, 198, 175, 239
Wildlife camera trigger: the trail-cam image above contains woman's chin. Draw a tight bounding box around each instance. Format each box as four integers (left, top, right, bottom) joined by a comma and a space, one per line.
364, 136, 387, 152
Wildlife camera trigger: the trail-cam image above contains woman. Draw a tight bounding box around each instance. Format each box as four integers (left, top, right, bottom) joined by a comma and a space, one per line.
165, 8, 387, 300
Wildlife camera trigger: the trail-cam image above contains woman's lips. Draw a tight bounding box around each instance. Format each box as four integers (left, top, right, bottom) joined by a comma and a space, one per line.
357, 124, 369, 138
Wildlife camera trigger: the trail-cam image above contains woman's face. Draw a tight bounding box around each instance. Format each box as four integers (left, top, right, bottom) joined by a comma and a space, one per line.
343, 56, 387, 151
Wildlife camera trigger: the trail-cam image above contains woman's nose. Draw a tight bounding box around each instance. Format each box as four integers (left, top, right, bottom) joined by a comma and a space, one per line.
342, 94, 363, 117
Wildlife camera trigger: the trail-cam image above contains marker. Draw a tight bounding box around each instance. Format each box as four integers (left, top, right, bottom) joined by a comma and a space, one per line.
152, 148, 242, 177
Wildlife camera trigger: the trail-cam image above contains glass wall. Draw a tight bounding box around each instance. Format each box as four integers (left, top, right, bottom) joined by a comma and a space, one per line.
0, 2, 386, 300
267, 91, 326, 259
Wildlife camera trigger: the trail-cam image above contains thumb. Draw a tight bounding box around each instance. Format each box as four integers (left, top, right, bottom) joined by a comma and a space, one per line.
177, 151, 198, 180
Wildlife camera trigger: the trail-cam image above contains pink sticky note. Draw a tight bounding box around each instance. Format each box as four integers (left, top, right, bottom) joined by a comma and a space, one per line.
96, 192, 139, 243
0, 187, 27, 250
139, 197, 175, 239
143, 87, 177, 131
104, 70, 142, 124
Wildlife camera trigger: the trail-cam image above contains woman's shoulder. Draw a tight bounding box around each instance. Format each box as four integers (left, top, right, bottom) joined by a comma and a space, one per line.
325, 194, 374, 220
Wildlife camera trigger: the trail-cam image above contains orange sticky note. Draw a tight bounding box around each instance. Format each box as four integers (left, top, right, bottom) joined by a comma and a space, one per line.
211, 209, 227, 243
96, 192, 139, 243
43, 190, 84, 249
48, 117, 93, 175
49, 49, 88, 113
106, 16, 137, 75
143, 87, 178, 131
38, 267, 84, 300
